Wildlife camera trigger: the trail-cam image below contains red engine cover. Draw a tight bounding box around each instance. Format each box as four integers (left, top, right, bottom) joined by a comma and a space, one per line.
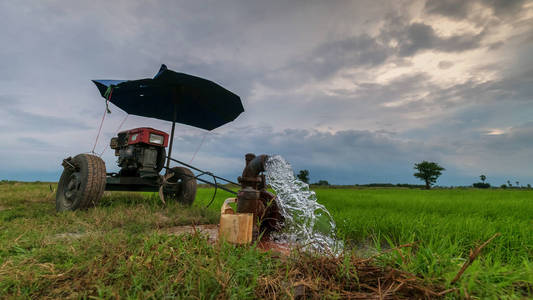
119, 127, 169, 147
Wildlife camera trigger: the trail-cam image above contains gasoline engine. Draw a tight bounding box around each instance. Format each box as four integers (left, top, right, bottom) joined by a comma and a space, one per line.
110, 128, 168, 178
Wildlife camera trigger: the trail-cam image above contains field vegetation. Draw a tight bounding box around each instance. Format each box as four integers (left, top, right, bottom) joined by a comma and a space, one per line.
317, 188, 533, 298
0, 181, 531, 299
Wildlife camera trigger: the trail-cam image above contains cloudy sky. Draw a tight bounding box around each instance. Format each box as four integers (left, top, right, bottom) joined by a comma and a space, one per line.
1, 0, 532, 186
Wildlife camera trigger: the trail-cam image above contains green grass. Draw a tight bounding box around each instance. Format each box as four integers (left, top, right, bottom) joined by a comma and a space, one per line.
317, 188, 533, 298
1, 182, 532, 298
198, 186, 533, 298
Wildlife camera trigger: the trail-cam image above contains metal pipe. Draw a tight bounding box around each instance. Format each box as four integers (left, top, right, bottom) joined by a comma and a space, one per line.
242, 154, 268, 179
165, 156, 240, 186
194, 176, 237, 195
161, 165, 238, 195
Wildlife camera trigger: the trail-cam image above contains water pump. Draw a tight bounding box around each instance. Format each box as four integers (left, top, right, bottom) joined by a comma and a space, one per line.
237, 153, 283, 238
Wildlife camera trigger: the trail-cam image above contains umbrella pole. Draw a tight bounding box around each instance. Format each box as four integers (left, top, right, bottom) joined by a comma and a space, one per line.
166, 104, 177, 172
166, 121, 176, 171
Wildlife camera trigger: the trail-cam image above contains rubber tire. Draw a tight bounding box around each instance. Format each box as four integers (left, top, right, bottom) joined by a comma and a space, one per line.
56, 154, 106, 212
164, 167, 197, 205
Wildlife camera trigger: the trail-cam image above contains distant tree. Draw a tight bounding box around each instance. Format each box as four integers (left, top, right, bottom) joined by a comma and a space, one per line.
474, 175, 490, 189
315, 180, 330, 186
296, 170, 310, 184
501, 184, 507, 189
413, 161, 445, 189
507, 180, 512, 187
516, 181, 520, 187
473, 182, 490, 189
528, 184, 532, 189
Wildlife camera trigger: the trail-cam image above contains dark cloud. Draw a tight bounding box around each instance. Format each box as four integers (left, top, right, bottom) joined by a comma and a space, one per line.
425, 0, 472, 19
269, 18, 485, 85
425, 0, 527, 19
484, 122, 533, 152
4, 122, 532, 185
149, 127, 436, 185
123, 123, 533, 185
293, 35, 391, 80
438, 61, 454, 69
393, 22, 484, 57
488, 41, 505, 50
481, 0, 527, 16
487, 68, 533, 103
246, 62, 533, 137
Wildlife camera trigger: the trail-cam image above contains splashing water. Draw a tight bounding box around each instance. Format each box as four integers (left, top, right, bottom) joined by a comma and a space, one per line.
265, 155, 343, 254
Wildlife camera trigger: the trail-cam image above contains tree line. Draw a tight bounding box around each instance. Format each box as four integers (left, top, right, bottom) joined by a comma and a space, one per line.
296, 162, 531, 189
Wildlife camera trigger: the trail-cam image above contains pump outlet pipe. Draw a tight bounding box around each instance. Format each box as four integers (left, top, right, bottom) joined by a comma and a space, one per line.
242, 154, 268, 180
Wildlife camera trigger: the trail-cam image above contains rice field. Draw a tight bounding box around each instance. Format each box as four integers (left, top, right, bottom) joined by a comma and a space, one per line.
198, 187, 533, 298
1, 182, 531, 298
315, 188, 533, 298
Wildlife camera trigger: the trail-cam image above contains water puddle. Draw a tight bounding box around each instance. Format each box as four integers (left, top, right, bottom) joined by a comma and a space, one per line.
265, 155, 342, 254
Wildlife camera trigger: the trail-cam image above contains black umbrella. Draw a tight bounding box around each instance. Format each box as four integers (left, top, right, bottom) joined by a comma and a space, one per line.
92, 64, 244, 130
92, 64, 244, 168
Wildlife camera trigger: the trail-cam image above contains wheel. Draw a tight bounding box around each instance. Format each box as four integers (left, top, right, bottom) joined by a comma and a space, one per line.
56, 154, 106, 211
163, 167, 197, 205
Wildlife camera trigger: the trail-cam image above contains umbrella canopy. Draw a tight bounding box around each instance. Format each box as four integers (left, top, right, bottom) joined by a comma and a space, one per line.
92, 64, 244, 131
